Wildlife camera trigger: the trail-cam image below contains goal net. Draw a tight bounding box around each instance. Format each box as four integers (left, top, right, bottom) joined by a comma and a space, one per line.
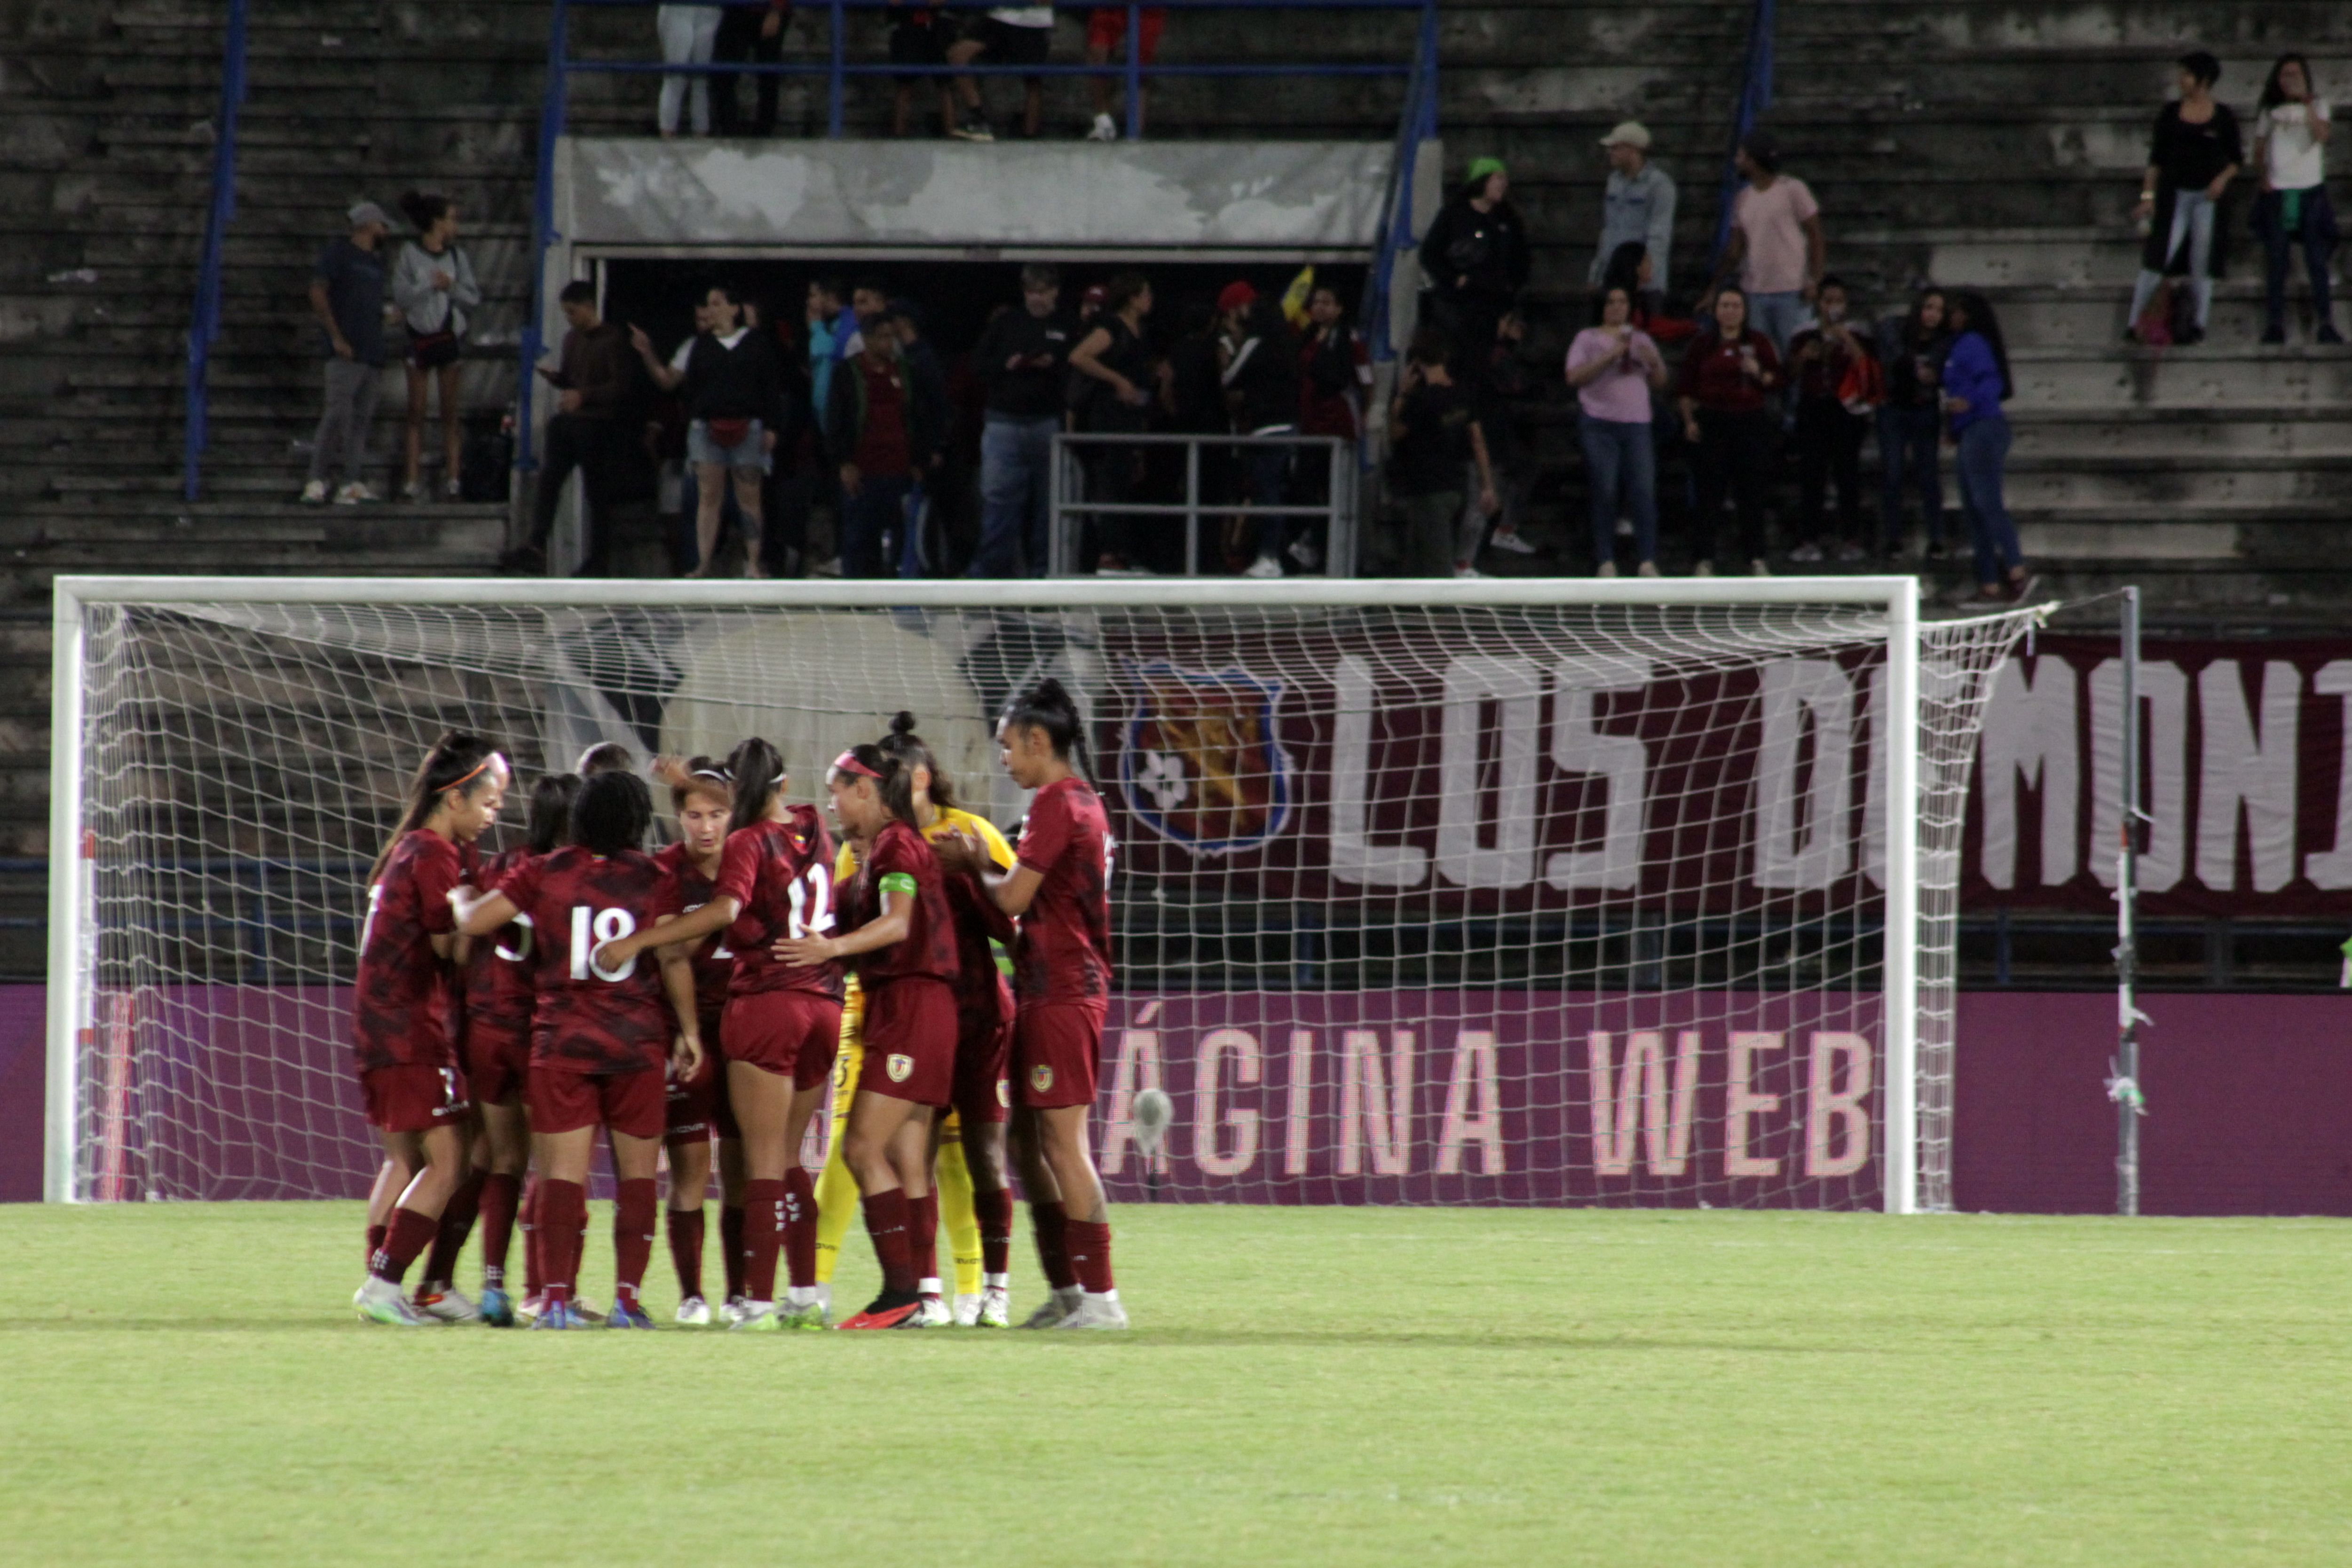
48, 578, 2037, 1211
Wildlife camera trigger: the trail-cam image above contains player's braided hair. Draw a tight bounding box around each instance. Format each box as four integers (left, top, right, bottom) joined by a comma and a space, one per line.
876, 711, 960, 812
1001, 677, 1089, 774
525, 773, 583, 856
371, 730, 503, 886
725, 737, 786, 835
572, 770, 651, 857
834, 741, 919, 827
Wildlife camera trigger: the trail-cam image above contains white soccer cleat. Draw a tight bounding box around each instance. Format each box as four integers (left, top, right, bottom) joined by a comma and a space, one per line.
675, 1294, 713, 1327
720, 1294, 749, 1327
355, 1276, 427, 1326
979, 1284, 1011, 1328
952, 1292, 982, 1327
915, 1294, 952, 1328
1018, 1285, 1082, 1329
1056, 1291, 1130, 1331
413, 1285, 481, 1324
513, 1292, 545, 1326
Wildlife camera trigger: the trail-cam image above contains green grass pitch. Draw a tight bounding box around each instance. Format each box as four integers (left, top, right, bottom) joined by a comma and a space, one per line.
0, 1203, 2344, 1566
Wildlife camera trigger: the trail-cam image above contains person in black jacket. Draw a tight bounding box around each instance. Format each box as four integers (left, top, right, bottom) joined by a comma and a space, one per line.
2127, 51, 2243, 344
1418, 158, 1531, 389
1216, 284, 1304, 578
1067, 272, 1161, 574
968, 264, 1077, 576
825, 314, 946, 579
633, 283, 783, 578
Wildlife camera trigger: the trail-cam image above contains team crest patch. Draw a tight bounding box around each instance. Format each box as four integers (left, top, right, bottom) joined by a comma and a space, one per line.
1030, 1064, 1054, 1094
886, 1053, 914, 1084
996, 1078, 1011, 1108
1118, 659, 1294, 856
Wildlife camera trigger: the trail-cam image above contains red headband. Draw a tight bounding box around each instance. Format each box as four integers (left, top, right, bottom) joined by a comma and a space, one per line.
442, 756, 497, 794
830, 749, 883, 781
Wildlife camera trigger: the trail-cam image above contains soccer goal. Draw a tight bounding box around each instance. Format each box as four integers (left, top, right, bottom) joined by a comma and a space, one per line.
47, 575, 2038, 1213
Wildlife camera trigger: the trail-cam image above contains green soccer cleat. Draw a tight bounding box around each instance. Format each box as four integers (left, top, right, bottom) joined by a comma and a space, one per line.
354, 1277, 426, 1326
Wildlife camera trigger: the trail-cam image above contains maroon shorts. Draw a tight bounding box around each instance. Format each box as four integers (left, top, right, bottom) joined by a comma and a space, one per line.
465, 1015, 531, 1108
856, 976, 956, 1108
529, 1062, 666, 1140
1014, 1002, 1105, 1110
360, 1062, 470, 1134
722, 989, 841, 1091
953, 1014, 1012, 1125
666, 1011, 728, 1142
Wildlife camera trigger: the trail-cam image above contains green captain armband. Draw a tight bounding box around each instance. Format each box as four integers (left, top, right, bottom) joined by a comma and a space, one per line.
879, 872, 918, 897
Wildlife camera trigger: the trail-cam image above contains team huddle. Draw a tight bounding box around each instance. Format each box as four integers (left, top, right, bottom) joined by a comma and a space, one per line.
346, 679, 1125, 1332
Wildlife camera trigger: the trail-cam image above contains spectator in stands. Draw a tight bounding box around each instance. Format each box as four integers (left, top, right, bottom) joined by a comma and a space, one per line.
507, 281, 635, 576
1714, 129, 1823, 354
1298, 284, 1371, 442
632, 283, 781, 579
1067, 272, 1160, 574
1874, 287, 1950, 559
887, 299, 953, 574
1784, 276, 1876, 562
805, 277, 847, 424
1084, 6, 1163, 141
713, 0, 789, 137
1675, 285, 1782, 577
1218, 283, 1305, 578
1476, 309, 1539, 560
1568, 285, 1668, 577
2127, 52, 2242, 347
390, 191, 480, 504
1589, 122, 1675, 311
301, 201, 394, 507
2251, 54, 2341, 346
948, 5, 1054, 142
1943, 292, 2028, 601
827, 315, 945, 579
1386, 326, 1498, 579
657, 4, 723, 138
1419, 158, 1530, 388
970, 264, 1076, 575
889, 4, 959, 138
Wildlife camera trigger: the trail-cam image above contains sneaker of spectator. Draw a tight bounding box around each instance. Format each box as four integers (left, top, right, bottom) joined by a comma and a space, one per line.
1713, 128, 1824, 355
948, 5, 1053, 141
1085, 6, 1163, 139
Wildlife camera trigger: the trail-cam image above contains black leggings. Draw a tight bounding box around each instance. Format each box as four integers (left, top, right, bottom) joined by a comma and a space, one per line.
1693, 407, 1775, 567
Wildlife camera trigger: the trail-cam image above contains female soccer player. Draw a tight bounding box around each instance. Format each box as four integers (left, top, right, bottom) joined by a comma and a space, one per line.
649, 757, 743, 1324
452, 771, 578, 1326
938, 678, 1125, 1329
352, 732, 509, 1326
455, 770, 704, 1329
593, 738, 840, 1332
777, 743, 960, 1331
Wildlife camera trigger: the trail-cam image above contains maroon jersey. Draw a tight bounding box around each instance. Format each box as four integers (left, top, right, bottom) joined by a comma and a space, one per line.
1013, 777, 1114, 1004
354, 830, 466, 1072
845, 818, 959, 986
653, 840, 736, 1022
493, 846, 679, 1075
464, 846, 540, 1033
941, 850, 1015, 1038
713, 807, 844, 1001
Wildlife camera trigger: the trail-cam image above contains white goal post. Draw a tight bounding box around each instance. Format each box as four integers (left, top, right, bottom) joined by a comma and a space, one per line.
47, 574, 2036, 1213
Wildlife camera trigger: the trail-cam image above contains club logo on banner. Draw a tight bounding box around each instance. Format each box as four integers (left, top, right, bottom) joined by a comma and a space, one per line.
1118, 660, 1296, 856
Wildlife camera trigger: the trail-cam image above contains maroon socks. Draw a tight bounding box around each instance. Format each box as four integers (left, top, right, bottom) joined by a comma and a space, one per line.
421, 1168, 484, 1290
364, 1221, 387, 1270
861, 1190, 916, 1297
668, 1204, 706, 1300
781, 1167, 819, 1291
1029, 1199, 1076, 1291
369, 1206, 440, 1285
478, 1172, 521, 1290
1065, 1219, 1114, 1294
720, 1204, 747, 1301
538, 1179, 588, 1306
741, 1179, 786, 1303
973, 1186, 1013, 1277
908, 1190, 939, 1285
613, 1178, 657, 1311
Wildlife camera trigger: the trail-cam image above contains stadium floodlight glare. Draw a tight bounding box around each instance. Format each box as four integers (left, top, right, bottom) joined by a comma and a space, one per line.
47, 575, 2038, 1213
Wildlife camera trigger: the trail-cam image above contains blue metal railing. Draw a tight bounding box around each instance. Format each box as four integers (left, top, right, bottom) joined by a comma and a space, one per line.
1360, 0, 1437, 368
1711, 0, 1776, 266
181, 0, 250, 503
517, 0, 1438, 471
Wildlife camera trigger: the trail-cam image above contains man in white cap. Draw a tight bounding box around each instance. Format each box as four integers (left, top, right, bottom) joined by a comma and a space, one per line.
302, 201, 395, 505
1589, 121, 1676, 309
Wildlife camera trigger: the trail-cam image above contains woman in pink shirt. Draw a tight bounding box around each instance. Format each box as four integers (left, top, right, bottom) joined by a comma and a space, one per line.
1566, 285, 1670, 576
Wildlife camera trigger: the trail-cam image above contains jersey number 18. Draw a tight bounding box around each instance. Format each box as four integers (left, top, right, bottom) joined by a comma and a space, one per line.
570, 906, 639, 982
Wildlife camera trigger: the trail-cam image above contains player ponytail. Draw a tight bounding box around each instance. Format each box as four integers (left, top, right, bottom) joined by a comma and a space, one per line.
1001, 677, 1088, 774
571, 769, 652, 857
833, 741, 918, 827
876, 710, 960, 812
524, 772, 583, 855
725, 736, 786, 835
371, 730, 503, 887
